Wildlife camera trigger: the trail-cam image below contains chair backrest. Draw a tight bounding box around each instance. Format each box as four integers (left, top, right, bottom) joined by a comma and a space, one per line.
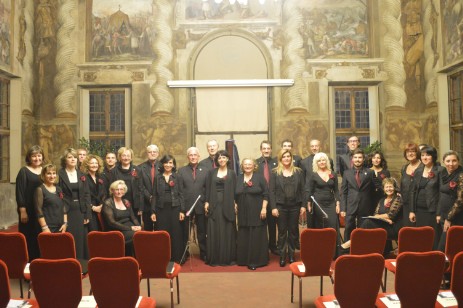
133, 231, 171, 278
38, 232, 76, 259
0, 232, 29, 279
30, 258, 82, 308
0, 259, 10, 308
395, 251, 445, 308
300, 228, 337, 276
451, 251, 463, 307
334, 253, 384, 308
88, 231, 125, 259
445, 226, 463, 269
397, 226, 434, 253
350, 228, 387, 255
88, 257, 140, 308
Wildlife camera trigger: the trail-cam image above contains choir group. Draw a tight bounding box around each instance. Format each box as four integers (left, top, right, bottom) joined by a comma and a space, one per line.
15, 136, 463, 271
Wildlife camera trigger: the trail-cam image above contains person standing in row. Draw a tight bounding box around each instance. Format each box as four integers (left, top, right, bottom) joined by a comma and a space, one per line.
138, 145, 160, 231
178, 147, 208, 261
235, 158, 269, 270
34, 164, 67, 234
337, 136, 361, 177
205, 150, 237, 266
340, 148, 375, 242
58, 148, 91, 259
81, 154, 106, 232
200, 139, 219, 171
151, 155, 185, 263
400, 143, 422, 227
368, 151, 391, 210
270, 149, 306, 267
281, 139, 302, 167
256, 140, 278, 255
16, 145, 45, 261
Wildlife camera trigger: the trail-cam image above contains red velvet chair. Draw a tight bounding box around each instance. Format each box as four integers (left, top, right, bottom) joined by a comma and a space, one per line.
314, 253, 384, 308
444, 226, 463, 275
133, 231, 181, 308
289, 228, 336, 308
88, 231, 125, 258
0, 232, 29, 298
88, 257, 156, 308
29, 258, 83, 308
377, 251, 446, 308
451, 251, 463, 307
0, 259, 11, 308
350, 228, 387, 255
383, 226, 434, 291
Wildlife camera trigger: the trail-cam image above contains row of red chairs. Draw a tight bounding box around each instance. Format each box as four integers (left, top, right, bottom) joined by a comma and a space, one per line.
0, 230, 181, 308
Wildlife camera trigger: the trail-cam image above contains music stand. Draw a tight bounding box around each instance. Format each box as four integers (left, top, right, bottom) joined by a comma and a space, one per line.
310, 196, 328, 229
181, 195, 201, 269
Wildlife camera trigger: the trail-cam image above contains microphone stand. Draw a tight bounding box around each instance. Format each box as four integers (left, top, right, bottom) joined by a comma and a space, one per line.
310, 196, 328, 229
181, 195, 201, 269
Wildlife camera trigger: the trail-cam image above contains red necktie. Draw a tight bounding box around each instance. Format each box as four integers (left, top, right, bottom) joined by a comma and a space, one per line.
355, 170, 361, 187
264, 159, 270, 184
212, 159, 216, 169
192, 166, 196, 180
151, 162, 155, 187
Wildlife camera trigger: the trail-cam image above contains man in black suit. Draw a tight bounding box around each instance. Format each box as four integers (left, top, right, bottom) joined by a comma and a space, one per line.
281, 139, 302, 167
138, 144, 160, 231
199, 139, 219, 171
178, 147, 208, 261
256, 140, 279, 255
337, 136, 361, 177
340, 148, 375, 241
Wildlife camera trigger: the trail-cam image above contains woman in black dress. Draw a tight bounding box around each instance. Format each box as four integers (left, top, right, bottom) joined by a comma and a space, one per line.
306, 152, 340, 240
410, 146, 442, 248
437, 151, 463, 251
110, 147, 141, 219
81, 154, 107, 231
368, 150, 391, 208
400, 143, 422, 227
204, 150, 237, 266
16, 145, 45, 261
235, 158, 269, 270
58, 148, 91, 259
34, 164, 67, 233
102, 180, 141, 256
152, 154, 185, 263
270, 149, 306, 267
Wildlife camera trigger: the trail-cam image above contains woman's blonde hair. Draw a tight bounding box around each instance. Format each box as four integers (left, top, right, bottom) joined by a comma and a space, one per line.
109, 180, 128, 196
80, 154, 104, 174
273, 149, 301, 175
312, 152, 332, 173
117, 147, 134, 162
240, 158, 257, 173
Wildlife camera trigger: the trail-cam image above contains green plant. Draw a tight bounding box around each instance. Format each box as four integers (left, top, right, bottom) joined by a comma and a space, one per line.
363, 140, 382, 155
78, 137, 115, 158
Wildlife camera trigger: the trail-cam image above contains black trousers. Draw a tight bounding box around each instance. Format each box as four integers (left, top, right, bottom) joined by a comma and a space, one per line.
267, 203, 277, 251
142, 211, 156, 231
277, 205, 300, 258
344, 212, 365, 242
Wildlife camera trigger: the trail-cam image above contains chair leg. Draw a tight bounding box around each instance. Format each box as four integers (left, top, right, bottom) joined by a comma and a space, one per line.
170, 278, 174, 308
147, 278, 150, 297
383, 268, 387, 292
298, 277, 302, 308
27, 281, 32, 299
19, 279, 23, 298
176, 276, 180, 304
320, 276, 324, 296
291, 273, 294, 303
89, 288, 92, 295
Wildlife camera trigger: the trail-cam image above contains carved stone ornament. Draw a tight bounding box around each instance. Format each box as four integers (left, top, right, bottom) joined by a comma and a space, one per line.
132, 71, 145, 81
362, 68, 375, 79
83, 72, 97, 82
315, 70, 327, 79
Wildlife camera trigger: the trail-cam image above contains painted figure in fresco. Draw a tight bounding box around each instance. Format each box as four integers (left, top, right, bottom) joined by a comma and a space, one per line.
403, 0, 423, 88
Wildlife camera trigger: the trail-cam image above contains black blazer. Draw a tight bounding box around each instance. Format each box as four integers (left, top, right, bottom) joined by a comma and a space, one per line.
199, 156, 216, 172
340, 167, 375, 216
153, 172, 185, 213
410, 165, 442, 213
138, 160, 160, 212
269, 169, 305, 209
177, 164, 208, 215
255, 156, 278, 184
337, 152, 352, 177
58, 168, 92, 220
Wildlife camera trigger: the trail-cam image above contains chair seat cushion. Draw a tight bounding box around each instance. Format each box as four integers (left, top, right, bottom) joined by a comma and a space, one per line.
384, 259, 396, 273
314, 295, 337, 308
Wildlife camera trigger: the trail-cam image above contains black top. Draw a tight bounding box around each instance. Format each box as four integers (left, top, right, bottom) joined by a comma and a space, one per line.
16, 167, 42, 218
110, 163, 141, 210
34, 185, 67, 229
437, 166, 463, 218
102, 198, 140, 231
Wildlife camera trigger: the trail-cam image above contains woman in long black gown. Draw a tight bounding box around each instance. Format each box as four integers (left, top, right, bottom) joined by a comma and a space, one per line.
235, 158, 269, 270
368, 151, 391, 208
58, 148, 91, 259
102, 180, 141, 256
306, 152, 340, 235
16, 145, 44, 261
205, 150, 237, 266
34, 164, 67, 234
400, 143, 422, 227
152, 154, 185, 263
437, 151, 463, 251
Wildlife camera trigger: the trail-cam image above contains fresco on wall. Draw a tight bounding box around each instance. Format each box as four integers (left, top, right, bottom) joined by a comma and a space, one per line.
88, 0, 156, 62
441, 0, 463, 65
0, 0, 12, 68
298, 0, 369, 59
181, 0, 281, 23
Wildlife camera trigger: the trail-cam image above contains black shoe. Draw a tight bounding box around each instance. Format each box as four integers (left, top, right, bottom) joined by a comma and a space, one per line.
338, 245, 350, 256
289, 256, 295, 264
295, 242, 300, 250
279, 257, 286, 267
248, 266, 257, 270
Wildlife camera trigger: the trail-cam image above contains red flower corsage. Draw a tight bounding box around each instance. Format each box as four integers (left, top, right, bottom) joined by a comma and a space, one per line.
411, 172, 415, 177
131, 169, 138, 177
169, 180, 175, 187
380, 173, 386, 179
329, 174, 334, 179
59, 192, 64, 199
124, 200, 131, 208
80, 175, 86, 182
384, 201, 391, 208
246, 180, 253, 187
98, 178, 104, 185
428, 171, 435, 179
450, 181, 457, 190
223, 175, 227, 180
